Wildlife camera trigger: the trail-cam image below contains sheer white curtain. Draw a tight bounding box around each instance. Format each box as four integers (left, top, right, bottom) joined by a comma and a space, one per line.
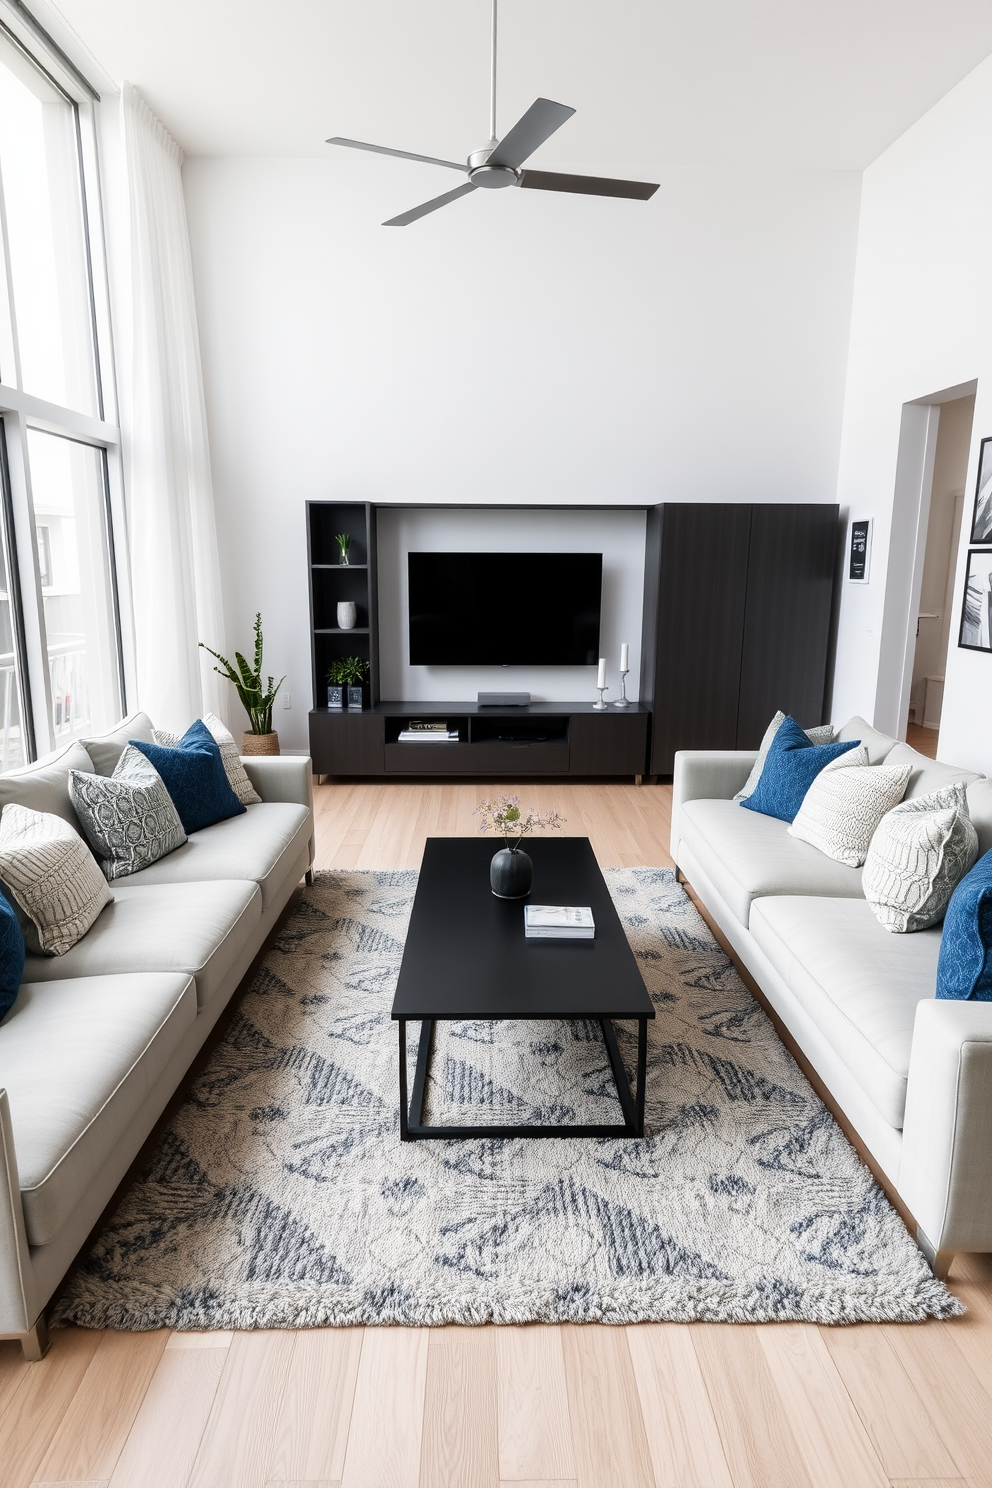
117, 82, 226, 731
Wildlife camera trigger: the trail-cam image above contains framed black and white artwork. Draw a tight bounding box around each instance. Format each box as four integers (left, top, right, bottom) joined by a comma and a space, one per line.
959, 548, 992, 651
971, 437, 992, 543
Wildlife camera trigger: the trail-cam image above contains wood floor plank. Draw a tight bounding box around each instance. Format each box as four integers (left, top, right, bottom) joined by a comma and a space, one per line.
498, 1482, 578, 1488
496, 1325, 574, 1483
264, 1481, 340, 1488
0, 1328, 102, 1488
877, 1319, 992, 1480
820, 1324, 961, 1478
34, 1329, 169, 1484
107, 1346, 227, 1488
267, 1328, 363, 1484
33, 1481, 109, 1487
691, 1325, 814, 1488
0, 1337, 31, 1416
166, 1331, 233, 1349
187, 1331, 296, 1488
420, 1326, 498, 1488
560, 1324, 653, 1488
625, 1323, 734, 1488
757, 1324, 889, 1488
339, 1326, 429, 1488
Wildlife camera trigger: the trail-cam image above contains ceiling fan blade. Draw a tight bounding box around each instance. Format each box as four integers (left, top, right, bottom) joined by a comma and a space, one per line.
383, 182, 478, 227
519, 170, 659, 200
487, 98, 575, 169
326, 136, 467, 173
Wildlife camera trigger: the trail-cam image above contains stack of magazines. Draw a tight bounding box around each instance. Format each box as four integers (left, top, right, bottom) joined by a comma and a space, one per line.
397, 720, 460, 742
524, 905, 595, 940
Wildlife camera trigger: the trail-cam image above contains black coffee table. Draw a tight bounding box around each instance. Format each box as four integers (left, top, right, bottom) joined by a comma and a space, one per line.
391, 837, 655, 1140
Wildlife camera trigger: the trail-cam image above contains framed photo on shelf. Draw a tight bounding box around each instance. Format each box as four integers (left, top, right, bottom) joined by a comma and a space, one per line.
971, 436, 992, 543
959, 548, 992, 652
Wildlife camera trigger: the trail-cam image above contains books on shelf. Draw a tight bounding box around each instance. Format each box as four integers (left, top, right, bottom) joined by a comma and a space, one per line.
524, 905, 595, 940
397, 721, 460, 742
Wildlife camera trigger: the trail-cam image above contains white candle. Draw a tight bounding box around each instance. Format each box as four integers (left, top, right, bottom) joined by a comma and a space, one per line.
596, 658, 606, 689
620, 643, 629, 672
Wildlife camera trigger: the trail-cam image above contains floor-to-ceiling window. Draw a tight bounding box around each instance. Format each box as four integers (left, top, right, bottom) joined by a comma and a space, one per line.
0, 15, 125, 766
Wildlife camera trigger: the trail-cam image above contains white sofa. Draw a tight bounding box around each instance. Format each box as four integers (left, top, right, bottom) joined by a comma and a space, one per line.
0, 715, 315, 1358
671, 716, 992, 1281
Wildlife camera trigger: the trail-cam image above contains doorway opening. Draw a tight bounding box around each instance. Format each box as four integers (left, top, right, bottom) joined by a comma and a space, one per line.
907, 392, 975, 755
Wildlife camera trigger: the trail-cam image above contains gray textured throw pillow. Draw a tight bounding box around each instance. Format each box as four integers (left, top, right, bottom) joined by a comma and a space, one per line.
734, 711, 836, 801
862, 781, 979, 932
69, 745, 186, 881
0, 803, 111, 955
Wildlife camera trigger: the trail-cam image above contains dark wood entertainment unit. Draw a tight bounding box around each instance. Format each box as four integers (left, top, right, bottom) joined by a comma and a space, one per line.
307, 499, 839, 782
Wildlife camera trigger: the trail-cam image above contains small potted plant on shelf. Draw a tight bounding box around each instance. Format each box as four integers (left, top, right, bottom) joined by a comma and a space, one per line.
475, 793, 565, 898
326, 656, 369, 709
335, 533, 351, 566
199, 613, 285, 755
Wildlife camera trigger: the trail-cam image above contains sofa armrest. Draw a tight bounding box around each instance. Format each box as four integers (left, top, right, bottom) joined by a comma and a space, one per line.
899, 998, 992, 1254
670, 750, 757, 866
242, 755, 315, 868
0, 1089, 37, 1337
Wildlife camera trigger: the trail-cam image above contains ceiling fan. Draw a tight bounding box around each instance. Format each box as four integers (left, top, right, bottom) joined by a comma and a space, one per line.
326, 0, 659, 226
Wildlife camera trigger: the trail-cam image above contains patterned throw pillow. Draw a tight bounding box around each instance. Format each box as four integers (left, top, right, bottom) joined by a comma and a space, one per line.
734, 710, 836, 801
787, 749, 912, 867
936, 849, 992, 1000
740, 717, 859, 823
154, 713, 260, 807
0, 885, 24, 1015
863, 782, 979, 933
69, 745, 187, 881
0, 803, 111, 955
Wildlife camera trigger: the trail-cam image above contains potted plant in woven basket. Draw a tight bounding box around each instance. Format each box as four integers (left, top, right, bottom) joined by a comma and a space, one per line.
200, 613, 285, 755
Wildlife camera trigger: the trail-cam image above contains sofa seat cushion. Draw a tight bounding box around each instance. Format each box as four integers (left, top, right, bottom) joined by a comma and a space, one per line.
21, 880, 260, 1009
121, 803, 311, 910
0, 972, 195, 1245
679, 798, 865, 928
749, 896, 942, 1128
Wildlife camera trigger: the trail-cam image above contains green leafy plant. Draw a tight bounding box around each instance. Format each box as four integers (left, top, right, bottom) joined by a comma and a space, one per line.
474, 794, 565, 851
326, 656, 369, 686
335, 533, 351, 563
200, 613, 285, 734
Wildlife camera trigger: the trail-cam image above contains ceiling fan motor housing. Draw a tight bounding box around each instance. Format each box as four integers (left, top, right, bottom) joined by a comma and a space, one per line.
467, 146, 519, 188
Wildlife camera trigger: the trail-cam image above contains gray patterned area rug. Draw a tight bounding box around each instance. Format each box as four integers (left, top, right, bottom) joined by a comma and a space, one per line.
54, 867, 958, 1329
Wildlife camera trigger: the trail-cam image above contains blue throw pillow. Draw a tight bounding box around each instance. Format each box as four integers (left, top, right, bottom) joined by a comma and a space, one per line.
936, 849, 992, 1001
129, 719, 246, 835
741, 715, 859, 823
0, 885, 25, 1019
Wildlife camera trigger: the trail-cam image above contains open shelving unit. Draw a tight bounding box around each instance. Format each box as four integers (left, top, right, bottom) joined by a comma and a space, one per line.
306, 501, 379, 710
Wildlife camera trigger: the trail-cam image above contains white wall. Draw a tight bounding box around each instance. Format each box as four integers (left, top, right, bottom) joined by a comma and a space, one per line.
183, 156, 861, 746
376, 506, 645, 701
830, 52, 992, 771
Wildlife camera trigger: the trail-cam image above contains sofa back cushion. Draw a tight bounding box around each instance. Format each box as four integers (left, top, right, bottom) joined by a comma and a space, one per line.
82, 711, 157, 776
0, 739, 95, 835
881, 742, 983, 800
967, 780, 992, 857
834, 716, 899, 765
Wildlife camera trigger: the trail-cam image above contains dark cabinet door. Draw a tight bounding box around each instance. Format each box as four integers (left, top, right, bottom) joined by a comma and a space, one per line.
646, 504, 752, 774
736, 504, 839, 748
309, 712, 384, 775
569, 712, 648, 775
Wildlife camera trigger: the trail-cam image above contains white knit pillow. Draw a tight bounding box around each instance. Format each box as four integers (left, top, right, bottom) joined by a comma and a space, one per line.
862, 782, 979, 933
154, 714, 261, 807
787, 748, 911, 866
0, 803, 111, 955
734, 711, 836, 801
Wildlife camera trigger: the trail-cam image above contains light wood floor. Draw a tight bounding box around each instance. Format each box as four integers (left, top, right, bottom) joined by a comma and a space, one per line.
3, 778, 991, 1488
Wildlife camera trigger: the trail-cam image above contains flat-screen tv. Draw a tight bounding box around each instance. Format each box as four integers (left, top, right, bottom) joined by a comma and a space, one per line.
408, 551, 602, 666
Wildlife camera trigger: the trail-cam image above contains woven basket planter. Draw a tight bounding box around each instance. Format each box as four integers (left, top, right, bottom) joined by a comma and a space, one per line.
242, 732, 280, 756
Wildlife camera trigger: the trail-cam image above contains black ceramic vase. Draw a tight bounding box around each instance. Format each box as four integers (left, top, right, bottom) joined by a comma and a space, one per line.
490, 847, 533, 899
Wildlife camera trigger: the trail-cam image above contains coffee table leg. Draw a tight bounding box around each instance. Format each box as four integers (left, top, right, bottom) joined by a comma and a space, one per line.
635, 1016, 648, 1136
398, 1017, 409, 1140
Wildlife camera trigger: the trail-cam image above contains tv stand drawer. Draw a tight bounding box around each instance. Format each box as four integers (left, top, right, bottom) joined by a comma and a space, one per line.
383, 740, 569, 774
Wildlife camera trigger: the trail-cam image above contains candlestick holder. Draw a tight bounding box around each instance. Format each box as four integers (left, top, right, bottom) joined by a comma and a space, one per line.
613, 669, 631, 707
593, 686, 609, 711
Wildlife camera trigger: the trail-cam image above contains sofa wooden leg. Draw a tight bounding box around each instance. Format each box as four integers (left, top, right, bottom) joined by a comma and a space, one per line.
675, 866, 686, 885
917, 1226, 954, 1280
305, 868, 314, 886
21, 1316, 49, 1361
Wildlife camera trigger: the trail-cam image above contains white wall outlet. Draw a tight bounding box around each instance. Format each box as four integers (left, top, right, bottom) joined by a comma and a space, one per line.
282, 691, 291, 709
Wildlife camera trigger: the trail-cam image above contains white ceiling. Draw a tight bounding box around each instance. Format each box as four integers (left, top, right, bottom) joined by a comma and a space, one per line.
46, 0, 992, 169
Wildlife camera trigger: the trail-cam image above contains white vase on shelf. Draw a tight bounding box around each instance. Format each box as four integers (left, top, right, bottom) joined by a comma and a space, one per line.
337, 602, 357, 630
